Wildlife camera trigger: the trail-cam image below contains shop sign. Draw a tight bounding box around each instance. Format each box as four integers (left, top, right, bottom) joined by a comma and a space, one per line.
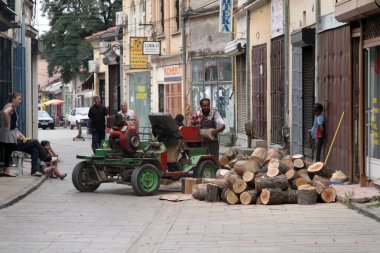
219, 0, 233, 33
136, 86, 147, 100
130, 37, 148, 69
143, 41, 161, 55
164, 65, 182, 82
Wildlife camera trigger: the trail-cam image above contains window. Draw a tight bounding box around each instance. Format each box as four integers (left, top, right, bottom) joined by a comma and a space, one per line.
159, 84, 165, 112
159, 0, 165, 35
173, 0, 180, 32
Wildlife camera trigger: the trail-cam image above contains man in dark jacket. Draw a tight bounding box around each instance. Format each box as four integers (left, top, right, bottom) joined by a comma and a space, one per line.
88, 96, 108, 154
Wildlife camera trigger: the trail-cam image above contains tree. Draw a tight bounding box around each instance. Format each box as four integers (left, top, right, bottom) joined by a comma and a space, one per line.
40, 0, 122, 83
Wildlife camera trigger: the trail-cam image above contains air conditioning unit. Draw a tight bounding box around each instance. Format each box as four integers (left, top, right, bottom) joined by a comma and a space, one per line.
99, 41, 111, 54
116, 11, 127, 26
88, 60, 98, 73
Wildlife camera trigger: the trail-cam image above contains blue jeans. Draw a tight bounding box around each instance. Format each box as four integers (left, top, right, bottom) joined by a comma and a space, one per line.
91, 128, 105, 154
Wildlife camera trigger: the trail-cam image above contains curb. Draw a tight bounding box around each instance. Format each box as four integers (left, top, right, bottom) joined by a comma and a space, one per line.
351, 202, 380, 223
0, 176, 47, 209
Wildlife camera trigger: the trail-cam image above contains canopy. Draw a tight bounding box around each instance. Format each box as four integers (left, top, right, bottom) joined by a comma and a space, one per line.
42, 99, 65, 106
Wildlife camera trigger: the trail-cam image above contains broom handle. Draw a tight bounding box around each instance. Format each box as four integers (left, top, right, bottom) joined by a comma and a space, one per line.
324, 111, 345, 165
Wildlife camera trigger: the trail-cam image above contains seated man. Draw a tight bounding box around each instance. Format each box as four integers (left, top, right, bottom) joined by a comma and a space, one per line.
117, 102, 139, 129
15, 131, 52, 176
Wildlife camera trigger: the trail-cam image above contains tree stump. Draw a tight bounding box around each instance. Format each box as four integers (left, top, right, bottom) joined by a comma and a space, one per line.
240, 190, 258, 205
250, 147, 267, 167
255, 174, 289, 191
233, 179, 248, 194
192, 184, 207, 200
205, 183, 221, 202
224, 189, 239, 205
320, 186, 336, 203
260, 188, 284, 205
297, 186, 317, 205
181, 177, 197, 194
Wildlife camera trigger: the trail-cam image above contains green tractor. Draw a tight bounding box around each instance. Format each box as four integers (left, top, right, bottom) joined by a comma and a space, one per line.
72, 113, 219, 195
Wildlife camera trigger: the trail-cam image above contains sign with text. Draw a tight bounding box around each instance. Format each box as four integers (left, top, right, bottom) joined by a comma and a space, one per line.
219, 0, 233, 33
271, 0, 283, 38
130, 37, 148, 69
163, 65, 182, 82
143, 41, 161, 55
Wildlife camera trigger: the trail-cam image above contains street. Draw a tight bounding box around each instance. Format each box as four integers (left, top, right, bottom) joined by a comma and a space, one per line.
0, 129, 379, 253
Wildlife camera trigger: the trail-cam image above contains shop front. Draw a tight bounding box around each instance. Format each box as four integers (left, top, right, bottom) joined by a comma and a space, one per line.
128, 72, 151, 129
191, 57, 234, 131
157, 65, 182, 117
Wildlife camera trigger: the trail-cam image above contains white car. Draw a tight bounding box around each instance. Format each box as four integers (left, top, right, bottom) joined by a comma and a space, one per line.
38, 111, 55, 130
68, 107, 90, 129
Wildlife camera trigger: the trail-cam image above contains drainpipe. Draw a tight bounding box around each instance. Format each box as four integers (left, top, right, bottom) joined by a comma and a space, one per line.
315, 0, 320, 100
283, 0, 290, 146
246, 9, 251, 122
181, 0, 188, 116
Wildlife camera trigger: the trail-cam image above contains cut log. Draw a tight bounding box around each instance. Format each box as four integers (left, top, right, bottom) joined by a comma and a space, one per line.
297, 169, 312, 184
228, 157, 240, 168
255, 174, 289, 191
219, 155, 230, 168
260, 188, 284, 205
263, 148, 283, 166
240, 190, 258, 205
293, 158, 305, 169
192, 184, 207, 200
225, 173, 241, 190
221, 188, 229, 202
297, 186, 317, 205
281, 158, 294, 170
197, 178, 227, 189
242, 171, 255, 184
292, 154, 304, 160
285, 168, 296, 181
226, 148, 238, 160
292, 178, 310, 189
267, 167, 280, 177
216, 169, 230, 179
233, 179, 248, 194
267, 158, 280, 177
234, 159, 260, 176
320, 186, 336, 203
250, 147, 267, 167
283, 189, 298, 204
312, 175, 330, 194
181, 177, 197, 194
205, 183, 221, 202
225, 189, 239, 205
307, 162, 333, 178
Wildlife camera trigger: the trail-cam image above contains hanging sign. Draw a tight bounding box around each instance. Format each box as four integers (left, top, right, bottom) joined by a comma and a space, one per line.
219, 0, 233, 33
143, 41, 161, 55
130, 37, 148, 69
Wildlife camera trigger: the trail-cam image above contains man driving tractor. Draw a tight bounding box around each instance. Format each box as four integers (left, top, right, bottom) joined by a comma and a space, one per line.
191, 98, 225, 161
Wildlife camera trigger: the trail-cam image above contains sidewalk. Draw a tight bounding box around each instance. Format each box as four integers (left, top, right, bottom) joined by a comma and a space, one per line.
1, 145, 380, 223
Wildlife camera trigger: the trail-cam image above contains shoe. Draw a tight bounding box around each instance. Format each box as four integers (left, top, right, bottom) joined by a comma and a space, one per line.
51, 157, 58, 162
59, 173, 67, 180
43, 156, 52, 163
31, 172, 43, 177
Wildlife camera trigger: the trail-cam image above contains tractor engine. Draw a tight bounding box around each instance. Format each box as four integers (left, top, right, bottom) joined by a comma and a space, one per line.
108, 117, 140, 154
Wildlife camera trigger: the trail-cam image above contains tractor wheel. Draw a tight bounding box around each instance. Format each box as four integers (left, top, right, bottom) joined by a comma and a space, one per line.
194, 160, 217, 178
131, 164, 160, 196
72, 161, 101, 192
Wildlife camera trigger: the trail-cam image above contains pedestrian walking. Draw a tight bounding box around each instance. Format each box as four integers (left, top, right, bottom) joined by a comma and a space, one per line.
191, 98, 225, 161
88, 96, 108, 154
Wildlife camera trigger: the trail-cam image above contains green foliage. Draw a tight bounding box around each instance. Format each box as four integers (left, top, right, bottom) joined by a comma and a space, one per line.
40, 0, 122, 83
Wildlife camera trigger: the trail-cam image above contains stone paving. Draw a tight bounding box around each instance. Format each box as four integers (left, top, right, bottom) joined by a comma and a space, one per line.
0, 129, 379, 253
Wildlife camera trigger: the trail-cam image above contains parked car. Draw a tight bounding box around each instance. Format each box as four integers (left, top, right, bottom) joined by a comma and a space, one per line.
38, 111, 55, 130
68, 107, 90, 129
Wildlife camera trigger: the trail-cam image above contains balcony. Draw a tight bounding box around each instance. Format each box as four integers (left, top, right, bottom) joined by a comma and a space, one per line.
335, 0, 380, 22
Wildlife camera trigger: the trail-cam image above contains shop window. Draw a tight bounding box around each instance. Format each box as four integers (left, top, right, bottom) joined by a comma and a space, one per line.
159, 84, 164, 112
173, 0, 180, 32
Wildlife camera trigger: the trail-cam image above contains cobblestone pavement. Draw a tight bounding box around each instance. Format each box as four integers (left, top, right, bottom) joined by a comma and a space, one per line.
0, 129, 379, 253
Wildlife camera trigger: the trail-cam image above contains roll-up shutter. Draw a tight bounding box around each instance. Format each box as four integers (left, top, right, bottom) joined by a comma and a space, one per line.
236, 54, 247, 134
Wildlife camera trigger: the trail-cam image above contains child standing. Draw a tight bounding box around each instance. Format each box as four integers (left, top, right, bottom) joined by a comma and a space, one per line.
40, 140, 67, 180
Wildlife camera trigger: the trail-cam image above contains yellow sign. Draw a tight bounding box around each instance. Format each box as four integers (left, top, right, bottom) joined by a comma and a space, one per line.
130, 37, 148, 69
136, 92, 147, 100
137, 86, 146, 92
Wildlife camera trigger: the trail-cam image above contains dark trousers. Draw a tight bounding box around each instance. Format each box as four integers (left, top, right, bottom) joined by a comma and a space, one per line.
0, 142, 16, 167
91, 128, 106, 154
204, 141, 219, 162
315, 138, 324, 162
16, 140, 48, 174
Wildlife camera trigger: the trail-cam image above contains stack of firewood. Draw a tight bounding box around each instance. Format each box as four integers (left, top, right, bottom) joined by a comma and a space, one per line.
189, 147, 337, 205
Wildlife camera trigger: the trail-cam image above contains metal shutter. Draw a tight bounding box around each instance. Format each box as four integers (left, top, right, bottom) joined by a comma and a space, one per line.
236, 54, 247, 134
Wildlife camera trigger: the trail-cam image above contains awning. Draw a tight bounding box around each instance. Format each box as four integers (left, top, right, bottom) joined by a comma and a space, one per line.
224, 39, 246, 56
43, 99, 65, 106
81, 73, 94, 91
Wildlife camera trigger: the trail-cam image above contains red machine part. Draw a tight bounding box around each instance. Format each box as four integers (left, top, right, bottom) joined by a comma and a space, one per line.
110, 121, 140, 154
